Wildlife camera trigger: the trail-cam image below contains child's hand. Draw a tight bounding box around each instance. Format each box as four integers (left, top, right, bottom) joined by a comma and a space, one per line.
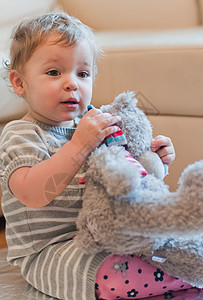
71, 108, 121, 154
151, 135, 175, 165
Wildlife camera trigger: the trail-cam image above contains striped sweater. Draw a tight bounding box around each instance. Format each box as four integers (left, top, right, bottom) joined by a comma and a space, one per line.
0, 119, 108, 300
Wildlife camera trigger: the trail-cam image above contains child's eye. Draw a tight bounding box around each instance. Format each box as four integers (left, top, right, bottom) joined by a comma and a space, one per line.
78, 71, 89, 78
46, 70, 61, 76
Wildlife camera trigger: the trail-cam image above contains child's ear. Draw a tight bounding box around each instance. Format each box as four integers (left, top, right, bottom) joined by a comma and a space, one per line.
9, 70, 25, 96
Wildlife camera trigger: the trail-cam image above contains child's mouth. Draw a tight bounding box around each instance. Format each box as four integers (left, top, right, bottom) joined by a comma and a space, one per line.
63, 101, 76, 104
61, 99, 79, 109
61, 98, 79, 104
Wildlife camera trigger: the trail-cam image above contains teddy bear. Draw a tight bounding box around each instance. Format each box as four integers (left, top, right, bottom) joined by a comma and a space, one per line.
75, 91, 203, 288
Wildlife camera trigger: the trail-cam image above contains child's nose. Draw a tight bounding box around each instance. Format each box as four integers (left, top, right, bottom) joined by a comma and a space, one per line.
64, 76, 78, 90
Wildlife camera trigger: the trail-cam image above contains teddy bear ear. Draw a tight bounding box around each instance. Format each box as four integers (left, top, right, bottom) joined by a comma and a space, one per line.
114, 91, 138, 109
100, 91, 138, 114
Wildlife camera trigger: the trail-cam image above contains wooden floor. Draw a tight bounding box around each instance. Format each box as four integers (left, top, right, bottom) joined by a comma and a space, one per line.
0, 229, 7, 249
0, 217, 7, 249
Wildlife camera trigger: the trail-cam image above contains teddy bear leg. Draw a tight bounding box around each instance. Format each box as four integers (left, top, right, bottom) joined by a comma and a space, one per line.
115, 160, 203, 238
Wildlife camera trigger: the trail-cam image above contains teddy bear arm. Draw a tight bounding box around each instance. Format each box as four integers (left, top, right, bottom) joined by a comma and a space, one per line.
137, 150, 166, 180
87, 145, 142, 197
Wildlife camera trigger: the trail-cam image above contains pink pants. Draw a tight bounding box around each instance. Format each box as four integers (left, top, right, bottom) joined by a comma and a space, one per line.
95, 254, 200, 300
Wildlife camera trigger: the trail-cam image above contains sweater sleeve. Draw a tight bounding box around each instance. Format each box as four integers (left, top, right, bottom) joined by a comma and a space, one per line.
0, 120, 50, 191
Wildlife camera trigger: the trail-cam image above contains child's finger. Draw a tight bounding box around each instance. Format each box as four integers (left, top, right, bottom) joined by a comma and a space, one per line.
86, 108, 121, 125
151, 135, 172, 151
160, 154, 175, 165
85, 107, 102, 117
103, 125, 121, 137
87, 110, 121, 129
99, 114, 121, 129
151, 135, 175, 165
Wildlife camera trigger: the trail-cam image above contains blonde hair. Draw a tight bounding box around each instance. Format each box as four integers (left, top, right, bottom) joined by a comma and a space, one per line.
6, 12, 100, 79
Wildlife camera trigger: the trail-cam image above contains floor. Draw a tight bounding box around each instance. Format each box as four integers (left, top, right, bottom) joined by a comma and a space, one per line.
0, 217, 7, 249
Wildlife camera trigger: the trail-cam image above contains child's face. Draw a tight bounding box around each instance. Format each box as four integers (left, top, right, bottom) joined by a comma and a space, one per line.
15, 37, 93, 126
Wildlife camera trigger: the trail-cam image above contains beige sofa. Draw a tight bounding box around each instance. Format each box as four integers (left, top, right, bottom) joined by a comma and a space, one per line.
1, 0, 203, 216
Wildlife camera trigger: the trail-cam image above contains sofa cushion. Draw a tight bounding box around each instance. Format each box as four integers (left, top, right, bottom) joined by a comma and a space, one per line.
59, 0, 199, 30
92, 27, 203, 117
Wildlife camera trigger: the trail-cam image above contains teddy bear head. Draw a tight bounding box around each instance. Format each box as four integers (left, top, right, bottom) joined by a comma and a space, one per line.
100, 91, 153, 157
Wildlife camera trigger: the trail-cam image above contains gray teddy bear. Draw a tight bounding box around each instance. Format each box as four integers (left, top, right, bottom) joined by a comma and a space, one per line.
75, 91, 203, 288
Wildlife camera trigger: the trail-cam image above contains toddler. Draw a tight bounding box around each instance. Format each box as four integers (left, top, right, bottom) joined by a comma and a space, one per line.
0, 12, 190, 300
